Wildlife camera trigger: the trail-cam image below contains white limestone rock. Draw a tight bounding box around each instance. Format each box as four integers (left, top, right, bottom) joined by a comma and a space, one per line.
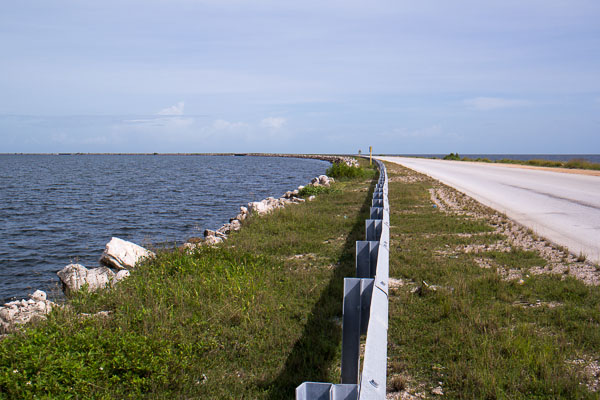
236, 213, 246, 221
248, 201, 270, 215
318, 175, 332, 186
115, 269, 130, 282
0, 290, 54, 334
217, 223, 232, 234
30, 290, 46, 302
57, 264, 115, 295
230, 219, 242, 231
100, 237, 155, 270
204, 236, 223, 246
204, 229, 216, 237
181, 242, 199, 253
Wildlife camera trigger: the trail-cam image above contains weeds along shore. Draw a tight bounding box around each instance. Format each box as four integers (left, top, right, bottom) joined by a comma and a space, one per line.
0, 158, 377, 399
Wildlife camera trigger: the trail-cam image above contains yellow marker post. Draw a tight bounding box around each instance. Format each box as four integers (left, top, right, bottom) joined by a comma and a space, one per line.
369, 146, 372, 165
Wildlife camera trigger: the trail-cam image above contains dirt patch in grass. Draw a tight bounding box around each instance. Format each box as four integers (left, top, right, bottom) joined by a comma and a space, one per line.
570, 358, 600, 392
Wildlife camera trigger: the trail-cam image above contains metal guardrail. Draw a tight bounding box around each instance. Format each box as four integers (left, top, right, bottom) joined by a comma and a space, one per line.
297, 160, 389, 400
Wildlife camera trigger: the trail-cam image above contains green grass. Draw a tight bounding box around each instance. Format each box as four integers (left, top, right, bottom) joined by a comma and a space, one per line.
482, 248, 547, 269
298, 184, 333, 197
0, 157, 377, 399
385, 162, 600, 399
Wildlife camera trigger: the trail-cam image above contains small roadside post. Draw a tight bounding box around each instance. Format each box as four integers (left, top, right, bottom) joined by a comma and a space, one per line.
369, 147, 372, 166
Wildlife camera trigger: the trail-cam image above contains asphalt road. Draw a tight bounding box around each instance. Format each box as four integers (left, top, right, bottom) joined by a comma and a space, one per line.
378, 156, 600, 264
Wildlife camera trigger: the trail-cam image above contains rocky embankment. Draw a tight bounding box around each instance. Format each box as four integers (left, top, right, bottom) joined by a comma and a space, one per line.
56, 237, 154, 296
0, 157, 348, 334
0, 237, 154, 334
0, 290, 54, 335
182, 174, 335, 249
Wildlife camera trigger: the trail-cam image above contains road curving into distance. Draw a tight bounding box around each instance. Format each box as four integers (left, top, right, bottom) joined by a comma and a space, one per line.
378, 156, 600, 264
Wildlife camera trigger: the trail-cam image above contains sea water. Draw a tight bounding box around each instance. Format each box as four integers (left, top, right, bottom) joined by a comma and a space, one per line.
0, 155, 329, 302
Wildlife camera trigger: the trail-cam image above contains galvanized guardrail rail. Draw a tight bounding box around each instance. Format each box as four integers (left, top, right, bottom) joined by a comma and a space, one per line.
297, 160, 389, 400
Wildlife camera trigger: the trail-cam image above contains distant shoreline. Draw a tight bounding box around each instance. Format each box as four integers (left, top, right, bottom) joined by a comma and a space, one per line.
0, 152, 357, 156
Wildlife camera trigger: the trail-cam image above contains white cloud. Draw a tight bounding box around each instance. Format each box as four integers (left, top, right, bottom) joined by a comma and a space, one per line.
212, 119, 248, 130
463, 97, 531, 111
260, 116, 286, 129
158, 101, 185, 115
123, 116, 194, 129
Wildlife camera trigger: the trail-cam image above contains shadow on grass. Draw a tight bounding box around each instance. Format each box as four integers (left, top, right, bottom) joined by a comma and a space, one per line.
265, 175, 378, 399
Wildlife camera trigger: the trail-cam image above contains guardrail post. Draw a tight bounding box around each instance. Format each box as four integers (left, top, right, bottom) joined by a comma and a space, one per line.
365, 219, 382, 241
370, 207, 383, 219
360, 279, 374, 335
296, 383, 358, 400
356, 241, 379, 278
341, 278, 374, 384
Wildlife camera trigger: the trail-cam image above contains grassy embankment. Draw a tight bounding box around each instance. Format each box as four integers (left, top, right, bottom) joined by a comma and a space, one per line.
0, 160, 377, 399
442, 152, 600, 171
385, 161, 600, 399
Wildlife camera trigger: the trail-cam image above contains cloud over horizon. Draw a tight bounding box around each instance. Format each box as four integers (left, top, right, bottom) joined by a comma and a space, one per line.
158, 102, 185, 116
1, 1, 598, 153
260, 117, 286, 130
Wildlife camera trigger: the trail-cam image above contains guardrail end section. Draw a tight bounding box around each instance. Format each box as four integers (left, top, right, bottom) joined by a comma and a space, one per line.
296, 382, 358, 400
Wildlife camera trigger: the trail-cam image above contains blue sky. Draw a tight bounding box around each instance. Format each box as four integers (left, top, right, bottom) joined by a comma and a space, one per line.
1, 0, 599, 154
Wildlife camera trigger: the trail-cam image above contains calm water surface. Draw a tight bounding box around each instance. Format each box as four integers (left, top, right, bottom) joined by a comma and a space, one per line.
0, 155, 329, 302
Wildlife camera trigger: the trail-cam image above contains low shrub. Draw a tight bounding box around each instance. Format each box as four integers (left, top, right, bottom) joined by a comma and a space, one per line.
564, 158, 600, 171
443, 153, 461, 161
526, 159, 563, 168
298, 185, 330, 197
325, 162, 370, 179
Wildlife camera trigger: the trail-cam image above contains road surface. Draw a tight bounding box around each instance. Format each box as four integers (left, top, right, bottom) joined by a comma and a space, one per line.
378, 157, 600, 264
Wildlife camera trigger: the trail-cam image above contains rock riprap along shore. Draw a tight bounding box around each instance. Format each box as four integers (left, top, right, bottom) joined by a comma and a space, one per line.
0, 159, 343, 334
183, 174, 335, 249
0, 237, 154, 334
0, 290, 55, 335
57, 237, 155, 295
